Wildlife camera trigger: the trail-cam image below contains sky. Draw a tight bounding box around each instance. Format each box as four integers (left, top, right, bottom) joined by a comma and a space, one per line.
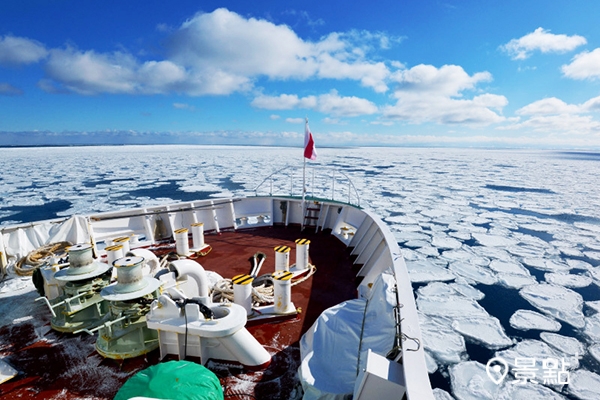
1, 0, 600, 148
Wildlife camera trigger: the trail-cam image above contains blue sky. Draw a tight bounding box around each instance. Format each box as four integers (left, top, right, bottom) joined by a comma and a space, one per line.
1, 1, 600, 148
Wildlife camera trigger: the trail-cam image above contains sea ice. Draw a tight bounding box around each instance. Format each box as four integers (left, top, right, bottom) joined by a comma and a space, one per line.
432, 388, 454, 400
496, 339, 580, 382
567, 369, 600, 400
582, 313, 600, 342
472, 233, 517, 247
497, 273, 537, 289
509, 310, 562, 332
588, 344, 600, 364
406, 259, 455, 283
431, 235, 462, 250
544, 272, 592, 288
417, 291, 489, 319
495, 382, 567, 399
519, 284, 585, 328
488, 259, 530, 276
449, 361, 501, 400
522, 258, 571, 272
585, 300, 600, 314
540, 332, 585, 356
448, 261, 497, 285
448, 282, 485, 300
451, 316, 512, 350
424, 350, 438, 374
419, 314, 466, 364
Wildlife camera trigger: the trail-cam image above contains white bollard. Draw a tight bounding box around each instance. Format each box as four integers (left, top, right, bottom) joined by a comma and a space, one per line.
105, 244, 124, 266
112, 236, 131, 254
191, 222, 205, 251
295, 238, 310, 270
232, 274, 254, 316
273, 270, 294, 314
174, 228, 190, 256
274, 245, 291, 272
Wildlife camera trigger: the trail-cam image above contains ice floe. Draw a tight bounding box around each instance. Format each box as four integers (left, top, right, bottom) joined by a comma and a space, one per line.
451, 316, 512, 350
419, 314, 467, 364
544, 272, 592, 288
406, 259, 455, 283
417, 289, 489, 319
519, 284, 585, 328
449, 361, 501, 400
431, 235, 462, 250
522, 258, 571, 273
509, 310, 562, 332
588, 344, 600, 364
448, 262, 497, 285
567, 369, 600, 400
497, 273, 537, 289
472, 233, 517, 247
432, 388, 454, 400
540, 332, 585, 356
582, 313, 600, 342
496, 339, 580, 382
488, 259, 530, 276
585, 300, 600, 314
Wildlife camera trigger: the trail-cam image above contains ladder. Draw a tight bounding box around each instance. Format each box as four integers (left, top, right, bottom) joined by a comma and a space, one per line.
303, 201, 321, 231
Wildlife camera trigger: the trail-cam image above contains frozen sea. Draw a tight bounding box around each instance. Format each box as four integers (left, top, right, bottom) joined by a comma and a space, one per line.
2, 145, 600, 400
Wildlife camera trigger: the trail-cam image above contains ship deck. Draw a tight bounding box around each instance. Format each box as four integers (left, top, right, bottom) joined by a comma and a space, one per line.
0, 225, 358, 399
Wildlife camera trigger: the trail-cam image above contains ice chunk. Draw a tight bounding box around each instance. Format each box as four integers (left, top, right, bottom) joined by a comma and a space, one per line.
519, 284, 585, 328
582, 313, 600, 342
449, 361, 501, 400
588, 344, 600, 364
417, 291, 489, 319
417, 282, 457, 298
448, 262, 497, 285
432, 235, 462, 250
567, 369, 600, 400
585, 300, 600, 314
416, 245, 441, 257
488, 259, 530, 276
544, 272, 591, 288
540, 332, 585, 356
432, 388, 454, 400
424, 350, 438, 374
497, 273, 537, 289
509, 310, 561, 332
496, 382, 568, 399
419, 314, 466, 364
496, 339, 580, 382
522, 258, 571, 272
406, 259, 455, 283
472, 233, 517, 247
449, 282, 485, 301
404, 240, 431, 249
451, 316, 512, 350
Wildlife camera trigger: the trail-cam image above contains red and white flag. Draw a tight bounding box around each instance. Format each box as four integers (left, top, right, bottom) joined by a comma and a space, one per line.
304, 118, 317, 160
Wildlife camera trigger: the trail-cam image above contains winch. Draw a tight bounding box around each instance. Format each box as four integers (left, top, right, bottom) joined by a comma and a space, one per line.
36, 243, 112, 333
80, 255, 162, 360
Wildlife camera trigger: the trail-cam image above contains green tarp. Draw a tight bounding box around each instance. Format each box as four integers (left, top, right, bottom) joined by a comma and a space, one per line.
114, 360, 223, 400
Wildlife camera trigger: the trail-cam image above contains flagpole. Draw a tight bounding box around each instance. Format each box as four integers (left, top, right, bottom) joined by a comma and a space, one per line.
302, 118, 307, 231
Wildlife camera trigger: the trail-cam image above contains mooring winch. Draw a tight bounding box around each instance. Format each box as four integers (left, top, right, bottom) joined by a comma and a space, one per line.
79, 255, 162, 360
36, 243, 113, 333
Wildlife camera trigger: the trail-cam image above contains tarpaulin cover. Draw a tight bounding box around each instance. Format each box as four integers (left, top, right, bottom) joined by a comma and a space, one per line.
298, 270, 397, 399
114, 360, 223, 400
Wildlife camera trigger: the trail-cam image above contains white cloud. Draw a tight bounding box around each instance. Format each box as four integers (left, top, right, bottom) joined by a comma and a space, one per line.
516, 97, 581, 115
269, 114, 280, 120
252, 90, 377, 117
0, 35, 47, 66
173, 103, 195, 111
507, 95, 600, 135
0, 82, 23, 96
500, 27, 587, 60
166, 8, 392, 93
286, 117, 304, 124
384, 64, 505, 125
561, 48, 600, 80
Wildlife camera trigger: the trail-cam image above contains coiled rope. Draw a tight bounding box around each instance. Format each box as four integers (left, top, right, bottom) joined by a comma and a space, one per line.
14, 241, 72, 276
211, 264, 317, 306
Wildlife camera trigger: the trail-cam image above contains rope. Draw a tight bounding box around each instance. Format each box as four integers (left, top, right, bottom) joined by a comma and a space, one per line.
211, 265, 316, 306
14, 241, 72, 277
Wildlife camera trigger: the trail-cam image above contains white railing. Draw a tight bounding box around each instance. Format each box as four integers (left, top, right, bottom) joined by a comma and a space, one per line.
254, 165, 361, 207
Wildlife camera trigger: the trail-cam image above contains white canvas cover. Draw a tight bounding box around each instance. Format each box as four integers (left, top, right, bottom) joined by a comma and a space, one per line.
298, 270, 397, 399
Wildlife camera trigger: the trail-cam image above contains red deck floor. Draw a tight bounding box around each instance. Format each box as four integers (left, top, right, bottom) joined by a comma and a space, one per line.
0, 225, 357, 399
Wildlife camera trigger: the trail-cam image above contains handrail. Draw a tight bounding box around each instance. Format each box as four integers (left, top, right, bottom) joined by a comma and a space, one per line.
254, 165, 361, 207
